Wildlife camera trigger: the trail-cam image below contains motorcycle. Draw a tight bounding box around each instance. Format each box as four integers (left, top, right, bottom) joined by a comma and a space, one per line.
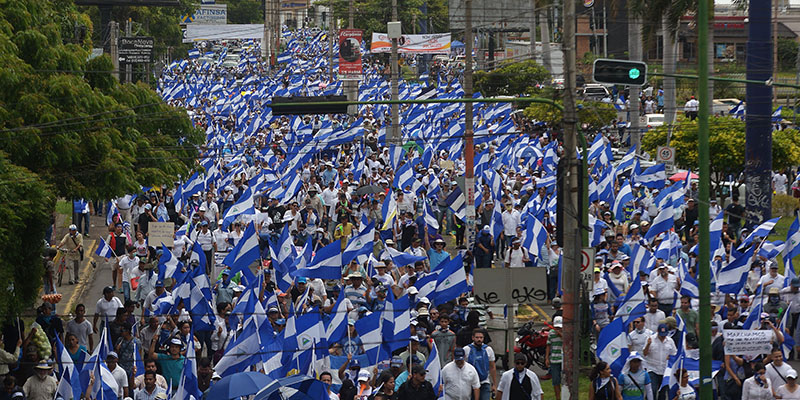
513, 321, 551, 378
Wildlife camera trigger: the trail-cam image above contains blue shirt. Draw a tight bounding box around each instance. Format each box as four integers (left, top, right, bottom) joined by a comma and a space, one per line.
428, 248, 450, 271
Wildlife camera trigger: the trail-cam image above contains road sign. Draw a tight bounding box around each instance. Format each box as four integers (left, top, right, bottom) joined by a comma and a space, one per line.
581, 247, 595, 292
118, 37, 154, 64
592, 58, 647, 86
656, 145, 675, 172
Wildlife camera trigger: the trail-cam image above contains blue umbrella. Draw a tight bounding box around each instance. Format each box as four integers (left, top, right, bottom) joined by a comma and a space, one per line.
253, 375, 328, 400
204, 371, 275, 400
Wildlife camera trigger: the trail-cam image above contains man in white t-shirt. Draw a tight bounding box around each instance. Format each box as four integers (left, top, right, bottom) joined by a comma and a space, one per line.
774, 171, 789, 195
106, 352, 129, 398
94, 286, 124, 333
118, 249, 140, 303
504, 239, 529, 268
65, 303, 94, 349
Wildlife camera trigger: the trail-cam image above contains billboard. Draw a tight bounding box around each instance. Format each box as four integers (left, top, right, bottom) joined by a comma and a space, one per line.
180, 4, 227, 24
339, 29, 363, 76
369, 33, 451, 54
118, 36, 154, 64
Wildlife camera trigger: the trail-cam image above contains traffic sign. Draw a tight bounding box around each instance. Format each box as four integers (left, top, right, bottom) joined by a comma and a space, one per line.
592, 58, 647, 86
656, 145, 675, 172
581, 247, 595, 292
118, 37, 154, 64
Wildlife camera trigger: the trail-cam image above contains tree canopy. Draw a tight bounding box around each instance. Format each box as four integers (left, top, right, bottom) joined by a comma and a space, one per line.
641, 117, 800, 185
523, 100, 617, 130
474, 60, 551, 97
0, 0, 202, 320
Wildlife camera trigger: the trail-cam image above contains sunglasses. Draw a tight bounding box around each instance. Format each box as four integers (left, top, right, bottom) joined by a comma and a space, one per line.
515, 361, 526, 365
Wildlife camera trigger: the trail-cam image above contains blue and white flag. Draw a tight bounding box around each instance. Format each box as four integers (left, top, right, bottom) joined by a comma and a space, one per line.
717, 245, 756, 294
325, 290, 349, 345
91, 358, 119, 400
738, 217, 781, 250
780, 302, 795, 359
95, 238, 116, 259
385, 246, 427, 268
343, 222, 375, 265
354, 311, 385, 366
644, 201, 674, 242
615, 146, 637, 174
709, 212, 725, 258
433, 254, 467, 306
296, 240, 343, 280
214, 321, 262, 377
613, 274, 647, 327
597, 318, 630, 377
635, 164, 667, 189
424, 341, 442, 396
522, 215, 548, 260
222, 222, 260, 278
612, 180, 634, 223
158, 244, 184, 282
222, 187, 255, 229
773, 106, 783, 122
55, 335, 82, 400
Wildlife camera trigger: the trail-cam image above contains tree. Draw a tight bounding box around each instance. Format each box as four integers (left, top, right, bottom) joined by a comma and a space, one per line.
641, 117, 800, 197
218, 0, 263, 24
473, 60, 551, 97
0, 0, 202, 321
316, 0, 424, 38
523, 100, 617, 130
778, 38, 798, 72
0, 153, 54, 323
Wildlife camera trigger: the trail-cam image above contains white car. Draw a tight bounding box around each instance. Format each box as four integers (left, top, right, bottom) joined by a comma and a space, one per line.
642, 113, 665, 129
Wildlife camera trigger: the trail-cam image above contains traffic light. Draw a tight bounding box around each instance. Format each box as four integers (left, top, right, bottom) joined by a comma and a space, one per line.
270, 96, 349, 115
592, 58, 647, 86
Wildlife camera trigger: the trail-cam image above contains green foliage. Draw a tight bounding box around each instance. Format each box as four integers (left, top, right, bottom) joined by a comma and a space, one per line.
317, 0, 424, 38
84, 0, 195, 62
474, 60, 551, 97
523, 100, 617, 130
778, 38, 797, 72
218, 0, 263, 24
773, 194, 799, 218
0, 152, 55, 321
641, 118, 800, 187
0, 0, 204, 322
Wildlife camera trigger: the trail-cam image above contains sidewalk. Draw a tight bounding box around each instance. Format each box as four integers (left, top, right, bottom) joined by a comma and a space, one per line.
45, 209, 105, 317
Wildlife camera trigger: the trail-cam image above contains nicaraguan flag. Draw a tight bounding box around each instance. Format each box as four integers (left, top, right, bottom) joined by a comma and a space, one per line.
612, 180, 634, 223
738, 217, 780, 250
95, 238, 115, 258
296, 240, 343, 280
222, 187, 255, 229
644, 201, 674, 242
613, 274, 647, 328
717, 245, 756, 294
635, 163, 667, 189
222, 222, 260, 278
596, 318, 630, 377
433, 254, 467, 306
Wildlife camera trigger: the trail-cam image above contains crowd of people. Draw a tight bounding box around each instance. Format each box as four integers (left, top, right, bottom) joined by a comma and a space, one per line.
15, 23, 800, 400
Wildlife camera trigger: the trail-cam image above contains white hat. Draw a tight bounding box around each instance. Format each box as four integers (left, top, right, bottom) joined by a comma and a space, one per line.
357, 369, 371, 381
553, 316, 563, 328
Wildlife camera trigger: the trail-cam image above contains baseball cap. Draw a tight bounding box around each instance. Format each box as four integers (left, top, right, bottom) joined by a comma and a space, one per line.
453, 348, 465, 361
357, 370, 371, 382
769, 287, 780, 295
788, 369, 798, 379
297, 277, 307, 284
106, 351, 118, 359
411, 365, 426, 375
792, 278, 800, 288
553, 316, 563, 328
657, 323, 669, 337
170, 338, 183, 346
154, 280, 164, 288
390, 357, 403, 367
627, 352, 644, 362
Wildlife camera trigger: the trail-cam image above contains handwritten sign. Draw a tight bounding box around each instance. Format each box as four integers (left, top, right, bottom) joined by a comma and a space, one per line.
148, 222, 174, 248
723, 329, 774, 356
473, 267, 548, 305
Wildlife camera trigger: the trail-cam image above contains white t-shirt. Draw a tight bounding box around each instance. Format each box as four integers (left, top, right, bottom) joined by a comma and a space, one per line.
119, 255, 140, 284
676, 384, 697, 400
776, 384, 800, 399
774, 173, 788, 194
213, 229, 229, 251
96, 296, 124, 320
505, 247, 528, 268
110, 365, 128, 398
766, 362, 793, 388
66, 319, 93, 348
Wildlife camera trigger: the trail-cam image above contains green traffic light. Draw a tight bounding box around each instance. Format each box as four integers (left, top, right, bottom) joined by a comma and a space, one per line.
629, 68, 640, 80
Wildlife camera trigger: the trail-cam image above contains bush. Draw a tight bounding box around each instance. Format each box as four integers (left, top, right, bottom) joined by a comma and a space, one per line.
773, 194, 799, 218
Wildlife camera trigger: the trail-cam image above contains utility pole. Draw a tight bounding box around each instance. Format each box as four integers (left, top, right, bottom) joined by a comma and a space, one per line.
464, 0, 476, 251
774, 0, 779, 103
348, 0, 354, 30
346, 0, 358, 116
388, 0, 400, 143
628, 10, 641, 153
540, 6, 552, 73
561, 0, 580, 396
263, 0, 271, 62
125, 18, 132, 83
110, 21, 119, 81
328, 11, 334, 80
530, 0, 536, 61
696, 0, 712, 398
273, 0, 280, 65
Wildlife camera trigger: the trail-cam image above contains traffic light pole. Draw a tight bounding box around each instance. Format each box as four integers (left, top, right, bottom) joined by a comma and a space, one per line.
464, 0, 476, 249
697, 0, 713, 398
